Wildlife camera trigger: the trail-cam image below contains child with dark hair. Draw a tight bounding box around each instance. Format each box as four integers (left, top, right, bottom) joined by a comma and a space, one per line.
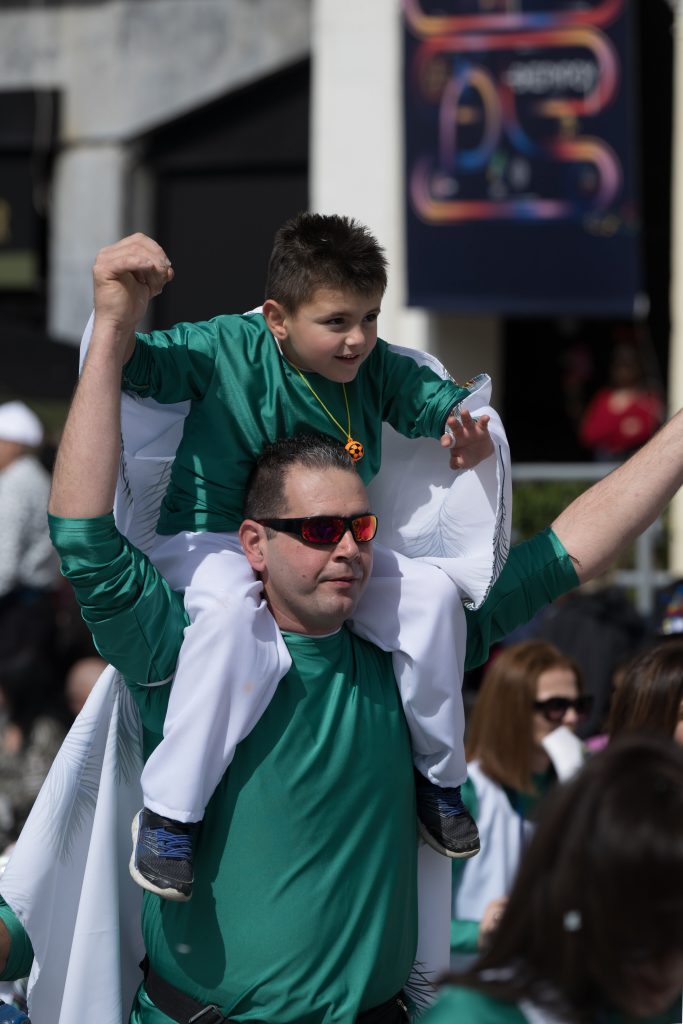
82, 217, 511, 899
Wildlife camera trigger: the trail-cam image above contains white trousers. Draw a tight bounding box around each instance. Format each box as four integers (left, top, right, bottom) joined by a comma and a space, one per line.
77, 316, 511, 822
141, 531, 468, 821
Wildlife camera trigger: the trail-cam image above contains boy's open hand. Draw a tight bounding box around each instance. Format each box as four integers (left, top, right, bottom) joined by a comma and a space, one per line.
440, 408, 493, 470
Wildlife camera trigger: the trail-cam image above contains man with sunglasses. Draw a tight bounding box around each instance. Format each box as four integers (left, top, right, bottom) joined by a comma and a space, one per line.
43, 328, 419, 1024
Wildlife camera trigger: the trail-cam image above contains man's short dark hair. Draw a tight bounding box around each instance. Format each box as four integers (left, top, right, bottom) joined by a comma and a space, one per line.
244, 434, 358, 521
264, 213, 388, 312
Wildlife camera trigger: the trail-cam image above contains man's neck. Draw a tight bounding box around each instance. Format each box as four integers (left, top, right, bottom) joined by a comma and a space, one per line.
280, 625, 342, 639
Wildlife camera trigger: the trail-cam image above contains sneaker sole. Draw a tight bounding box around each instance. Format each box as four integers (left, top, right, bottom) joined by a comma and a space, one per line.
129, 813, 193, 902
418, 819, 480, 860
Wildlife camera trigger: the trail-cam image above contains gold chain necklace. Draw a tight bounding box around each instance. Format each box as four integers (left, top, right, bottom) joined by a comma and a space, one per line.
292, 366, 365, 462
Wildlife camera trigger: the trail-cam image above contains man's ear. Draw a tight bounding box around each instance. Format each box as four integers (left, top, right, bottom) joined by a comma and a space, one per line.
240, 519, 267, 573
262, 299, 288, 341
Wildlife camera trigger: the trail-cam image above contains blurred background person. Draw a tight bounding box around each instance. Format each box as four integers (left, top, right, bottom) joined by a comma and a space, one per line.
426, 735, 683, 1023
63, 655, 105, 720
519, 576, 646, 743
578, 331, 664, 463
451, 641, 589, 968
0, 401, 58, 674
0, 651, 66, 855
0, 401, 62, 855
607, 640, 683, 744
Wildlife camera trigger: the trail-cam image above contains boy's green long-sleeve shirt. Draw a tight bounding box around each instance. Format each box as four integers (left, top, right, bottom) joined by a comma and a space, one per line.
123, 315, 472, 533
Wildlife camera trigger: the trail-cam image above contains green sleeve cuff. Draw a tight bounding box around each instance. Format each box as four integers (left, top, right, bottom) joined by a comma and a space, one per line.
0, 898, 33, 981
450, 918, 480, 956
434, 383, 471, 437
464, 528, 579, 671
121, 336, 150, 395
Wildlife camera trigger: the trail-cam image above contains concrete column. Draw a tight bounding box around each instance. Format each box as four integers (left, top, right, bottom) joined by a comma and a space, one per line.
311, 0, 429, 349
49, 145, 133, 341
669, 2, 683, 573
311, 0, 501, 388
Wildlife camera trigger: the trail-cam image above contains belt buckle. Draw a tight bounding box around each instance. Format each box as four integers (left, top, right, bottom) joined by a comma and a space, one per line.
188, 1006, 226, 1024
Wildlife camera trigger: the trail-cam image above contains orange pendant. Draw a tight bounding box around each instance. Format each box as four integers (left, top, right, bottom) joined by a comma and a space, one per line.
345, 438, 365, 462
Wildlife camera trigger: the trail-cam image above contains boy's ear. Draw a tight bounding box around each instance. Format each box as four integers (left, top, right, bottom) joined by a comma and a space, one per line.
262, 299, 287, 341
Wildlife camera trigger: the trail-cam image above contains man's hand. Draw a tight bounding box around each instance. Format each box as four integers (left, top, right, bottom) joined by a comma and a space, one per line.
478, 896, 508, 950
440, 408, 493, 470
92, 232, 174, 346
50, 232, 173, 519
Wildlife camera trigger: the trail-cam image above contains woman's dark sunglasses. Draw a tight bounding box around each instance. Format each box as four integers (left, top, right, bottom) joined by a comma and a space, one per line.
256, 514, 378, 545
533, 695, 594, 723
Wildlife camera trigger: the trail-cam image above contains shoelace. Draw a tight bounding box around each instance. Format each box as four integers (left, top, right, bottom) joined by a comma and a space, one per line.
424, 787, 468, 817
434, 800, 468, 818
143, 827, 193, 859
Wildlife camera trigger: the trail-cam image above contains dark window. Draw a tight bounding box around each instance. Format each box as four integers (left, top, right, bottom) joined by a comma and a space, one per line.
141, 61, 310, 327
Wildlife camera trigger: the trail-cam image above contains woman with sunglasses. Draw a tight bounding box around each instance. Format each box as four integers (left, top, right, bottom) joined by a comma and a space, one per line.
422, 735, 683, 1023
450, 640, 591, 968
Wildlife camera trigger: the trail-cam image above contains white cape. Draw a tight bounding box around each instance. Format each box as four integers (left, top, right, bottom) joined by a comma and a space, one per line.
1, 315, 511, 1022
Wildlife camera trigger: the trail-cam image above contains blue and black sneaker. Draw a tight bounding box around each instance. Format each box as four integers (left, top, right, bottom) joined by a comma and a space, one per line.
414, 769, 480, 860
130, 808, 195, 901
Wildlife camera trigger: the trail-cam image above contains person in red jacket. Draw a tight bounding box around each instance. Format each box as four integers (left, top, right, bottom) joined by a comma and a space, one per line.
579, 340, 664, 460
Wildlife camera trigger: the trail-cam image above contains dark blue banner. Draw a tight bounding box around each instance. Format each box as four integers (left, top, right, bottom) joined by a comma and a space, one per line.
404, 0, 644, 316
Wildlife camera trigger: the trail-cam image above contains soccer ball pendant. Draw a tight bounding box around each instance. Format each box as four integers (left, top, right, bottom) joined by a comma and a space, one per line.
345, 438, 364, 462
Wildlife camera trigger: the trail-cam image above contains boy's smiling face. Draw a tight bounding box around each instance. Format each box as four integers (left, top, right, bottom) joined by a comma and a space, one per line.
263, 287, 382, 383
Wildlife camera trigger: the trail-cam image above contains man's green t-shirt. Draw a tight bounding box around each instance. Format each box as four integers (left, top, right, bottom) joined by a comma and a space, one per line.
49, 515, 417, 1022
123, 315, 469, 533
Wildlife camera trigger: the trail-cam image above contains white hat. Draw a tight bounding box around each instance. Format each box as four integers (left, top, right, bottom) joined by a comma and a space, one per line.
0, 401, 43, 447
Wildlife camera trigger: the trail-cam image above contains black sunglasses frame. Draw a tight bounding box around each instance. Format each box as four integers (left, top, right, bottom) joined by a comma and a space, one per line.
533, 695, 594, 723
255, 514, 378, 545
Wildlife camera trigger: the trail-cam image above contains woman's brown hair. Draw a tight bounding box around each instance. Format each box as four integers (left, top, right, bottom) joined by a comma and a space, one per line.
608, 639, 683, 740
466, 640, 582, 794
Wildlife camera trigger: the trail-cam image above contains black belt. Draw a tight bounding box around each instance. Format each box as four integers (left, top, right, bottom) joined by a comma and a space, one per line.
142, 959, 408, 1024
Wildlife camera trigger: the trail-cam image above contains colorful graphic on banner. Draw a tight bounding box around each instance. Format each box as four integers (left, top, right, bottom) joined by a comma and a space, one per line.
404, 0, 644, 315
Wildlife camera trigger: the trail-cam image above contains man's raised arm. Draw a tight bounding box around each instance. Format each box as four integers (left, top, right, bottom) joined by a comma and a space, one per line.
47, 235, 184, 688
551, 409, 683, 582
466, 410, 683, 669
48, 234, 172, 518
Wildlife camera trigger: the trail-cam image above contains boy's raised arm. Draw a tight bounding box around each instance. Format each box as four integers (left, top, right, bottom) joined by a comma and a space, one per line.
49, 234, 173, 519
